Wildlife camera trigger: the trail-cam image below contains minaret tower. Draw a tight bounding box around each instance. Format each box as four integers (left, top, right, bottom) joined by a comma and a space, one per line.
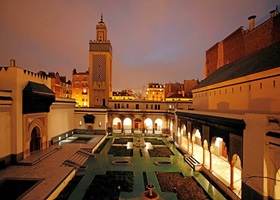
89, 14, 112, 107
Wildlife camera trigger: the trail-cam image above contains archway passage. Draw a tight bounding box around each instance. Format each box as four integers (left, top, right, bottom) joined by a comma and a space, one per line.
155, 118, 163, 134
134, 118, 142, 134
30, 127, 41, 152
113, 117, 122, 133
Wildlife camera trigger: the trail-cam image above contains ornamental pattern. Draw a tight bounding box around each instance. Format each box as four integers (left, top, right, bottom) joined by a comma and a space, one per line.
92, 55, 106, 82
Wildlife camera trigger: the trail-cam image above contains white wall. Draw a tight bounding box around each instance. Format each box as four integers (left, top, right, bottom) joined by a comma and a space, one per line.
48, 98, 76, 139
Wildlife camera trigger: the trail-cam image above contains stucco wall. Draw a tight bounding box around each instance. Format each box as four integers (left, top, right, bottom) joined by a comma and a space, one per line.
74, 108, 108, 133
0, 106, 11, 159
48, 98, 76, 140
193, 67, 280, 113
0, 66, 51, 157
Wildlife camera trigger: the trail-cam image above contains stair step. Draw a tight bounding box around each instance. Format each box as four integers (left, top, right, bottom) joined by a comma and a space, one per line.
184, 156, 202, 171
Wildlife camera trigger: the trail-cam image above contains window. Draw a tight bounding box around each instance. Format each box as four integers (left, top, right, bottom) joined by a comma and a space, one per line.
240, 87, 242, 92
126, 104, 129, 108
146, 104, 148, 109
136, 104, 139, 109
155, 105, 157, 110
158, 105, 160, 110
151, 105, 153, 109
273, 80, 276, 88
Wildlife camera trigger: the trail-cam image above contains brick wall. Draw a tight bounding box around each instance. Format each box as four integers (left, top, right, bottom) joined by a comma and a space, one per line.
204, 14, 280, 78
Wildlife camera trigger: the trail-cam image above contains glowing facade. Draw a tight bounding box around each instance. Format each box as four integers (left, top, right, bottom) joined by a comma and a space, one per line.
89, 15, 113, 107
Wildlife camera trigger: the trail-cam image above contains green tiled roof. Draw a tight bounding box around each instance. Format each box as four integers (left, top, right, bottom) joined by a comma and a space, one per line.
23, 81, 55, 96
193, 41, 280, 90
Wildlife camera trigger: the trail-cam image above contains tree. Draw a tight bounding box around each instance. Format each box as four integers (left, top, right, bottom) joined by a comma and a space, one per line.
131, 85, 146, 100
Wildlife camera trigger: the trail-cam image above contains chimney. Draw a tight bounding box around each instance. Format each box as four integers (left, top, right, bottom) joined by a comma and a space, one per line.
10, 59, 15, 67
270, 10, 276, 18
248, 15, 256, 31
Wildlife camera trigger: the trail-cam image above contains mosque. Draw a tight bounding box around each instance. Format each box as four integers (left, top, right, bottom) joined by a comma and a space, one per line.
0, 9, 280, 199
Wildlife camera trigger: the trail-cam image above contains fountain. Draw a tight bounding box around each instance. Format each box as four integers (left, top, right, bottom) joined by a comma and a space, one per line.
133, 136, 146, 148
143, 184, 159, 200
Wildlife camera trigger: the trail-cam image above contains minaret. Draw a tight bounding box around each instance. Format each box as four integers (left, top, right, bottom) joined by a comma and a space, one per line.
89, 14, 112, 107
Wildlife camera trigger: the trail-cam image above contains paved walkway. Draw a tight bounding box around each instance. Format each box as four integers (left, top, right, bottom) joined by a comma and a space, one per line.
189, 143, 242, 198
0, 135, 104, 200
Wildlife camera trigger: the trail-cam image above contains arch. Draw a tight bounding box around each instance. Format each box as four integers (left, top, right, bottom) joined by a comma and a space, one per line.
211, 136, 228, 159
144, 118, 153, 133
193, 128, 202, 146
154, 118, 163, 134
180, 124, 186, 136
123, 117, 132, 133
95, 97, 100, 106
30, 126, 41, 152
134, 118, 142, 134
113, 117, 122, 133
275, 169, 280, 199
170, 121, 173, 133
87, 125, 93, 131
23, 115, 47, 159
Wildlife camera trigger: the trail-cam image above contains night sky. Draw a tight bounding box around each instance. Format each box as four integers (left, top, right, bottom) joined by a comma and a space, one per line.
0, 0, 279, 91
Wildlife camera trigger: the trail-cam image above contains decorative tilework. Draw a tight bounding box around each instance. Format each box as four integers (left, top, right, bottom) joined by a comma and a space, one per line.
92, 55, 106, 82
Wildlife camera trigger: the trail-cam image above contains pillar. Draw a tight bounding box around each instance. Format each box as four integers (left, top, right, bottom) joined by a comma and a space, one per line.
230, 154, 237, 190
209, 145, 214, 172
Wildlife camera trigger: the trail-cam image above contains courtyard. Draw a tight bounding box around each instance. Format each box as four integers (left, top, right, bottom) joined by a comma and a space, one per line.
0, 134, 227, 200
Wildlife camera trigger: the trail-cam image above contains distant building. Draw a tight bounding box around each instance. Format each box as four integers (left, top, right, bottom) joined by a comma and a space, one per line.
72, 69, 89, 107
164, 80, 198, 101
146, 83, 165, 101
45, 72, 72, 99
112, 89, 135, 100
183, 79, 198, 98
165, 82, 183, 98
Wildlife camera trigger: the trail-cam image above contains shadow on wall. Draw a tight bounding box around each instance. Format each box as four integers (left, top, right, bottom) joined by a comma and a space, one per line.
217, 102, 230, 111
249, 98, 273, 112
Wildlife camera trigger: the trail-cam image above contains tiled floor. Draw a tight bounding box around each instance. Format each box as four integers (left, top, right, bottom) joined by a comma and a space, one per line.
190, 143, 242, 197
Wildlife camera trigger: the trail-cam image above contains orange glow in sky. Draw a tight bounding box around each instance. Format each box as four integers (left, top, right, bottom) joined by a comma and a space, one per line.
0, 0, 279, 90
